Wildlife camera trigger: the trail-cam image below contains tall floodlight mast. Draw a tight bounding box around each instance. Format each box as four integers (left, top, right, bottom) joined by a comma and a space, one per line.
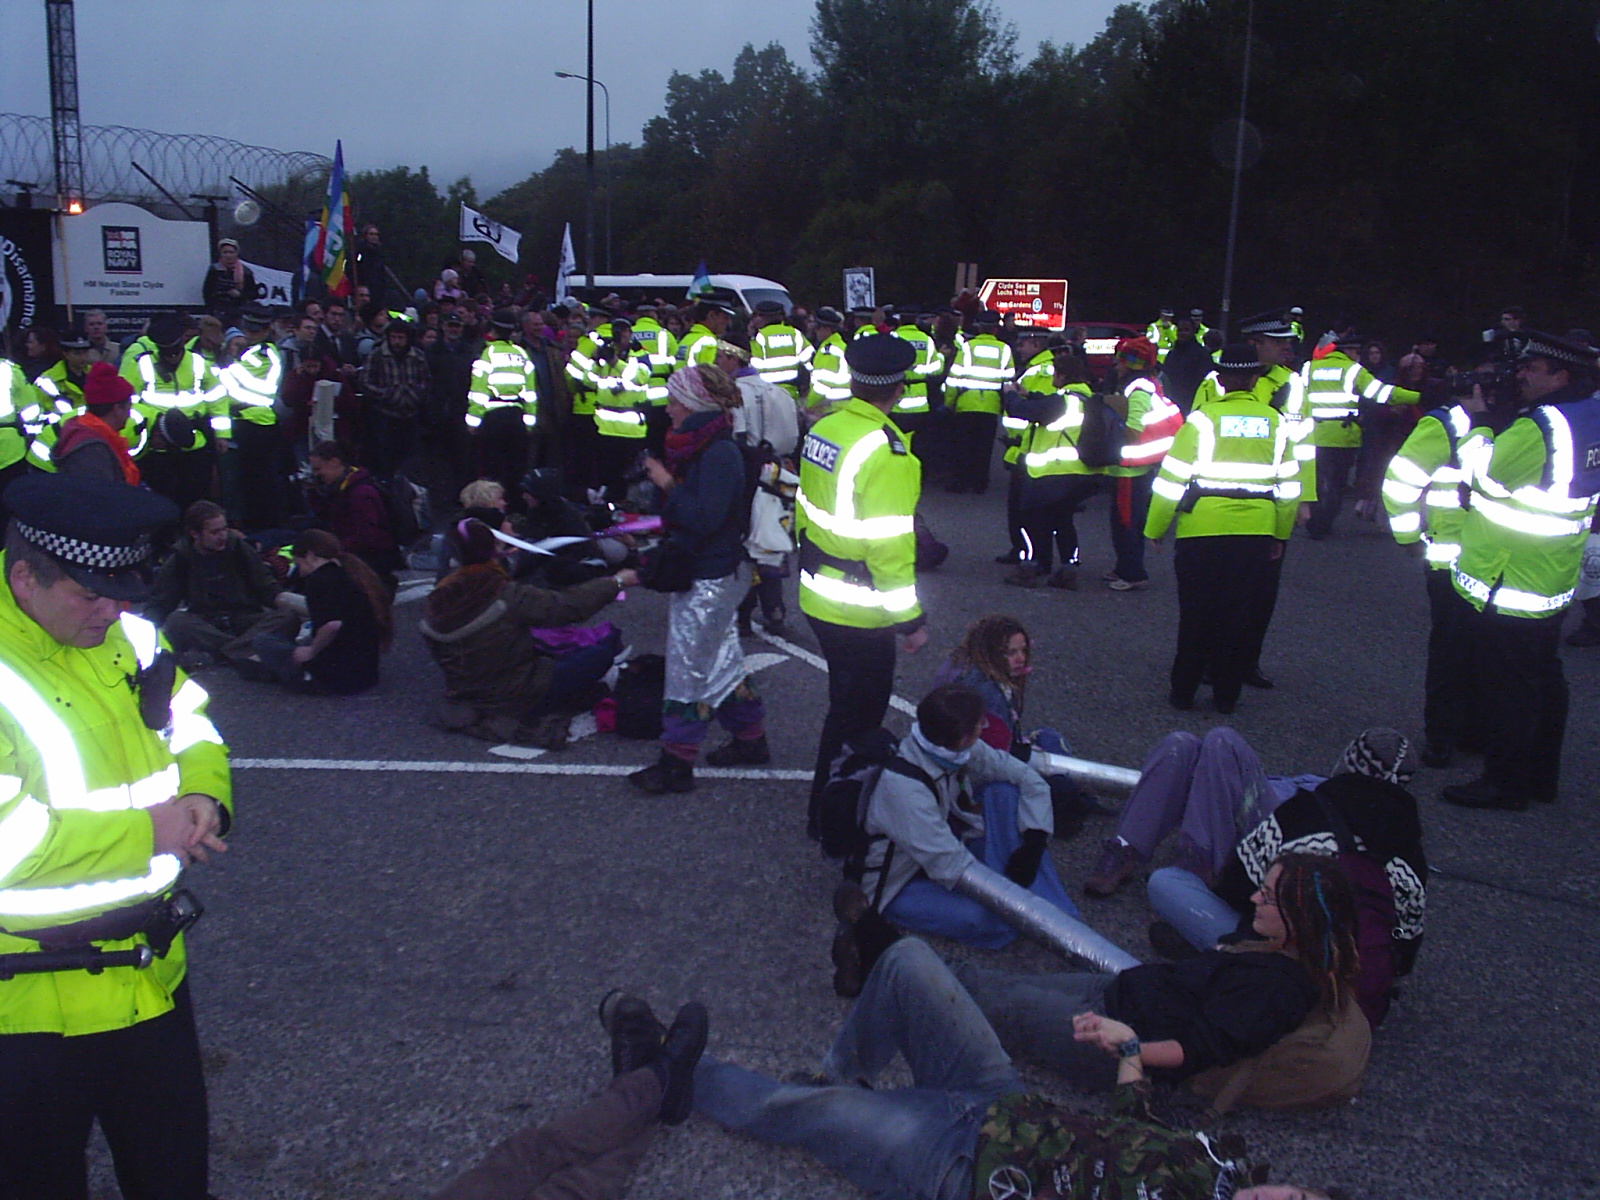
45, 0, 85, 213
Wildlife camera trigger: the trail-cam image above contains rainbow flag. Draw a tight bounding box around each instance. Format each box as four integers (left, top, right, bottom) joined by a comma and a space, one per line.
312, 140, 354, 297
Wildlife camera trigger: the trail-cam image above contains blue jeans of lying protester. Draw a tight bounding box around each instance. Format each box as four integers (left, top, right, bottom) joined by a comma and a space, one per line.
534, 627, 623, 715
695, 939, 1020, 1200
882, 780, 1079, 950
1147, 866, 1242, 950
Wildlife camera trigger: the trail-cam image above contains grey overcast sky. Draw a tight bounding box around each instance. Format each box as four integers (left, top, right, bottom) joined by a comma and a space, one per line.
1, 0, 1125, 197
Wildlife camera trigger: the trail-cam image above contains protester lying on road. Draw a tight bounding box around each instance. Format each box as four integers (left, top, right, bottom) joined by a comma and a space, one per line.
696, 935, 1339, 1200
426, 991, 707, 1200
830, 683, 1079, 995
420, 517, 635, 751
956, 852, 1367, 1098
1084, 726, 1426, 1023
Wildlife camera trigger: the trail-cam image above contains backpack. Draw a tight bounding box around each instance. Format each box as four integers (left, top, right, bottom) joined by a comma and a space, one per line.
1187, 994, 1372, 1116
613, 654, 665, 739
1075, 393, 1126, 468
1310, 788, 1401, 1027
815, 728, 936, 871
376, 474, 429, 549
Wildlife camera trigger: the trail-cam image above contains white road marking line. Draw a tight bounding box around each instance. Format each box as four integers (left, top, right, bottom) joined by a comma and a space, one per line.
231, 757, 810, 780
755, 629, 917, 716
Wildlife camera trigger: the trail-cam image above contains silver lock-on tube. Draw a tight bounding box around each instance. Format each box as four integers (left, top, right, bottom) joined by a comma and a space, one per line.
1028, 750, 1141, 797
953, 862, 1141, 972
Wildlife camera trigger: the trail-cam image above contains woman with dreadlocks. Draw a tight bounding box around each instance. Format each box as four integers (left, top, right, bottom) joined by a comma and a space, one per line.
956, 851, 1365, 1095
1083, 726, 1426, 1026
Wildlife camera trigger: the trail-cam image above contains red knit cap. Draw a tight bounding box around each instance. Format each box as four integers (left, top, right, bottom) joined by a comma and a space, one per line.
1114, 336, 1158, 367
83, 361, 134, 410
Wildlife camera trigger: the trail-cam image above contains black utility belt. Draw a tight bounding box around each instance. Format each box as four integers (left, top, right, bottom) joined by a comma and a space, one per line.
3, 889, 203, 958
1178, 486, 1276, 512
798, 536, 870, 585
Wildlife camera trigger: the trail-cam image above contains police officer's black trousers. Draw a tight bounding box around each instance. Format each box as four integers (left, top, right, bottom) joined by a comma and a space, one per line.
1423, 567, 1484, 754
1476, 605, 1566, 801
807, 617, 897, 833
1239, 537, 1288, 672
0, 981, 209, 1200
1171, 535, 1272, 707
1004, 465, 1027, 556
1020, 474, 1100, 573
474, 407, 531, 493
949, 412, 998, 493
1308, 446, 1358, 537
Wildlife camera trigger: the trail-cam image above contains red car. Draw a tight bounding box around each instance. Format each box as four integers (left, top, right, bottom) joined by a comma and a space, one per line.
1062, 321, 1146, 380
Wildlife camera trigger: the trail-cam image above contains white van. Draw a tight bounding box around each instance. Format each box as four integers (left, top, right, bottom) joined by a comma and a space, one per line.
566, 273, 794, 317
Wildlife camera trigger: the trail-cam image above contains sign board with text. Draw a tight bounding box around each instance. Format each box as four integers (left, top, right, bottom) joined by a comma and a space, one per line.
53, 202, 210, 308
0, 209, 56, 341
976, 277, 1068, 330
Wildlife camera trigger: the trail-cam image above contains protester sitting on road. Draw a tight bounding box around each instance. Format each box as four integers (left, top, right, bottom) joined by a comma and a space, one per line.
250, 529, 391, 694
146, 500, 301, 670
306, 439, 402, 584
1083, 726, 1426, 1023
831, 684, 1077, 995
931, 614, 1100, 833
427, 992, 707, 1200
696, 934, 1335, 1200
420, 517, 635, 750
627, 365, 769, 794
956, 851, 1364, 1093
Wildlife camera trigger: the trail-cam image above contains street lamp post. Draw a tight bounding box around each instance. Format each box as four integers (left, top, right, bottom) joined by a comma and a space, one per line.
555, 71, 612, 274
1218, 0, 1256, 337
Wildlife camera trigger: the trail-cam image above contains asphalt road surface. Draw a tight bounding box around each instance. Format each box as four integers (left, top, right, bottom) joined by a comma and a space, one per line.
91, 473, 1600, 1200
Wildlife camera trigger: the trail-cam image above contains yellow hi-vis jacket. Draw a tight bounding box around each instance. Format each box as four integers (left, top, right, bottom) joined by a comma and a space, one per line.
796, 399, 923, 630
467, 340, 539, 430
1192, 364, 1316, 502
0, 586, 231, 1036
1145, 393, 1300, 541
1003, 349, 1054, 465
123, 349, 228, 442
630, 317, 678, 405
891, 325, 943, 416
592, 351, 653, 440
219, 341, 283, 428
1298, 350, 1419, 448
806, 332, 852, 414
751, 322, 814, 396
947, 334, 1015, 415
0, 360, 38, 471
1383, 404, 1480, 571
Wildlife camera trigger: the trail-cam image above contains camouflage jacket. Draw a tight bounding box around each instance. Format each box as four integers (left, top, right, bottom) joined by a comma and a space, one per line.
971, 1083, 1257, 1200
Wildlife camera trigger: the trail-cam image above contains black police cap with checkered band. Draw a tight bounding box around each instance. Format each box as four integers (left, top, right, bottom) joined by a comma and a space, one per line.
4, 474, 178, 601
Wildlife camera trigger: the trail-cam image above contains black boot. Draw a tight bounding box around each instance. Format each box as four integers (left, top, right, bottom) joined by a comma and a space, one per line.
627, 753, 695, 794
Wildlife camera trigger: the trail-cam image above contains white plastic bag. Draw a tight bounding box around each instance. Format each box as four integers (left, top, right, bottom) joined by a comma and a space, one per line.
1576, 532, 1600, 601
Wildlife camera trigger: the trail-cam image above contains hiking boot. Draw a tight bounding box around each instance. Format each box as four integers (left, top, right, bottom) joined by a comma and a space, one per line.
658, 1002, 710, 1125
736, 611, 755, 638
1047, 567, 1078, 590
1148, 920, 1202, 961
1084, 838, 1145, 898
761, 614, 789, 638
627, 754, 696, 794
705, 735, 771, 767
597, 990, 665, 1078
1106, 576, 1149, 592
1004, 566, 1043, 588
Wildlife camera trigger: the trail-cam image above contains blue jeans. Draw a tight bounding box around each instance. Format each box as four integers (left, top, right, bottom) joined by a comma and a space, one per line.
695, 939, 1019, 1200
951, 961, 1118, 1091
534, 628, 622, 715
883, 781, 1080, 950
1147, 866, 1242, 950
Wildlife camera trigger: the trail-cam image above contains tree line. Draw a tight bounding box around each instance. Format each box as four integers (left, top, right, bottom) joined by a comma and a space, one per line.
349, 0, 1600, 351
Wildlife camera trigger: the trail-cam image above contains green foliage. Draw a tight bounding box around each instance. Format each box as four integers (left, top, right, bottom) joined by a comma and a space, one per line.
348, 0, 1600, 345
347, 165, 479, 296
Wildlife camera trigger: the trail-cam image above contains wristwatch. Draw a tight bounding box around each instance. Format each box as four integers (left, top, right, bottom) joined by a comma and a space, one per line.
1117, 1037, 1142, 1060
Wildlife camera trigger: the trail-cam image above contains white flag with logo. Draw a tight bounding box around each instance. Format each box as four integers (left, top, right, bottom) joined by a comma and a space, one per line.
459, 202, 522, 264
555, 222, 577, 303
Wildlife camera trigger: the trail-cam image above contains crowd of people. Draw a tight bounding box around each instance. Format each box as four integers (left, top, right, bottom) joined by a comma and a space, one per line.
2, 238, 1595, 1198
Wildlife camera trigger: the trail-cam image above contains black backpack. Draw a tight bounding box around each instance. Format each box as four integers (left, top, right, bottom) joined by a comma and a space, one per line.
1075, 392, 1126, 469
375, 474, 428, 549
815, 728, 936, 869
613, 654, 666, 739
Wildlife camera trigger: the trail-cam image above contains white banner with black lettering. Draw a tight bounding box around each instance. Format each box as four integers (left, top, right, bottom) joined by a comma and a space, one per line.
244, 261, 295, 307
459, 203, 521, 265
